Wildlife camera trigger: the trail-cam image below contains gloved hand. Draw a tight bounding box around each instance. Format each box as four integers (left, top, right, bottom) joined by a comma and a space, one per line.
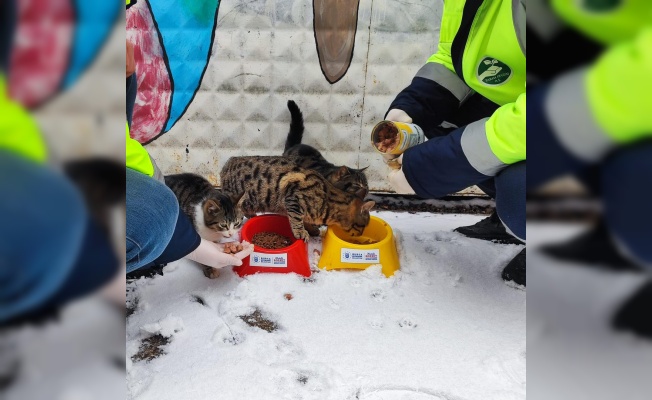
381, 109, 413, 163
185, 239, 254, 269
387, 155, 416, 194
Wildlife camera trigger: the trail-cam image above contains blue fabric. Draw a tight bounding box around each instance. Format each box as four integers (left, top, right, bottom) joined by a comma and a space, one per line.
402, 126, 490, 199
127, 73, 137, 128
43, 217, 119, 309
388, 77, 461, 139
495, 162, 526, 241
0, 151, 86, 322
126, 168, 179, 272
139, 204, 201, 270
527, 85, 588, 190
602, 141, 652, 265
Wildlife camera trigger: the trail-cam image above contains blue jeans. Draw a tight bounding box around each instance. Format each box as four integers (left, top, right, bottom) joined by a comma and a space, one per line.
126, 168, 178, 272
127, 168, 202, 275
0, 152, 86, 322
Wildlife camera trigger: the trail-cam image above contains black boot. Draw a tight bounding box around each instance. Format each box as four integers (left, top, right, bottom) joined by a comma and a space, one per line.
502, 248, 526, 287
541, 220, 640, 272
454, 212, 523, 245
612, 281, 652, 340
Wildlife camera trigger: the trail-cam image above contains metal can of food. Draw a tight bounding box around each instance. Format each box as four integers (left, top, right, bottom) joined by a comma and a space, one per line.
371, 120, 425, 155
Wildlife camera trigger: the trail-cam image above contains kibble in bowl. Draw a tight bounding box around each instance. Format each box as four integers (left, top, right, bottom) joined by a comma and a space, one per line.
252, 231, 293, 249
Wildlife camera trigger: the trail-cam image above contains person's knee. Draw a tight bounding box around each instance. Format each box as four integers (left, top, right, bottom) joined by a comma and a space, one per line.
602, 140, 652, 265
126, 171, 179, 270
495, 162, 526, 241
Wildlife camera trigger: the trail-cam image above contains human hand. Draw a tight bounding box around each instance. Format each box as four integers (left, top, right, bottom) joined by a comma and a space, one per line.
385, 109, 412, 123
233, 241, 254, 260
186, 239, 244, 268
387, 156, 415, 194
126, 40, 136, 77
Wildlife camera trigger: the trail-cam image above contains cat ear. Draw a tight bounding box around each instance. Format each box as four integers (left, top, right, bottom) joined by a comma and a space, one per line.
361, 200, 375, 212
335, 166, 350, 179
205, 199, 221, 216
357, 166, 369, 173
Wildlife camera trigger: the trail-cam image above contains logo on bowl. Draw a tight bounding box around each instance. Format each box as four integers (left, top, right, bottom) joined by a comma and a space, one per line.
250, 252, 288, 268
365, 252, 378, 261
341, 248, 380, 264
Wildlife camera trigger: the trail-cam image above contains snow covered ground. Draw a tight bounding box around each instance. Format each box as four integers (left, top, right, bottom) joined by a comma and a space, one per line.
126, 211, 526, 400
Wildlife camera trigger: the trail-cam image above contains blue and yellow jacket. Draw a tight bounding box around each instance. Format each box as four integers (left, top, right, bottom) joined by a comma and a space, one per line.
389, 0, 526, 197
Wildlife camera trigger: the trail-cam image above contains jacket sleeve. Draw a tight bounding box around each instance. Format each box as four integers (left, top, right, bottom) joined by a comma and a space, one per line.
543, 27, 652, 165
387, 56, 474, 139
401, 93, 525, 199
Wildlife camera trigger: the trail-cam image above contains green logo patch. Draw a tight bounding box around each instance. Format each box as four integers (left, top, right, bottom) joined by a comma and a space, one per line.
582, 0, 621, 12
477, 57, 512, 86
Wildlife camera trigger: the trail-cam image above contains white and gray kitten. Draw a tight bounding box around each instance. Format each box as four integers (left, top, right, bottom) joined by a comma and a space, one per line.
165, 173, 244, 242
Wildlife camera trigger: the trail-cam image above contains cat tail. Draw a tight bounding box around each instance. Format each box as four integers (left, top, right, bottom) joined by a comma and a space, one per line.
284, 100, 304, 151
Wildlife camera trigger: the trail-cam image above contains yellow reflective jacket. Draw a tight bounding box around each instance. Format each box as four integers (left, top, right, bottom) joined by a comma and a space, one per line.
0, 75, 47, 163
424, 0, 526, 166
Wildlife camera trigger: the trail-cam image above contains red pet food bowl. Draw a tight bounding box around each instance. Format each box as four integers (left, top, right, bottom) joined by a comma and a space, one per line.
233, 214, 311, 277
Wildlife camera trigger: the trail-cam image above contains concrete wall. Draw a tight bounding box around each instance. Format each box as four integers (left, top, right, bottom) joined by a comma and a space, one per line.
126, 0, 479, 193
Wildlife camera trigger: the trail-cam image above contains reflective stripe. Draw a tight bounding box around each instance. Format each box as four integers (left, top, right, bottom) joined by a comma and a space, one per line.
544, 68, 614, 162
512, 0, 526, 55
416, 62, 473, 102
460, 118, 508, 176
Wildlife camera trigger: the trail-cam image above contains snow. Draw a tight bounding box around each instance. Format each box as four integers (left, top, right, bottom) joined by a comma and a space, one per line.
527, 222, 652, 400
126, 211, 525, 400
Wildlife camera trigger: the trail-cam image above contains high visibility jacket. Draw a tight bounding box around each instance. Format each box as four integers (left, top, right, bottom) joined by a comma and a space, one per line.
389, 0, 525, 198
543, 3, 652, 162
0, 74, 47, 162
126, 123, 155, 176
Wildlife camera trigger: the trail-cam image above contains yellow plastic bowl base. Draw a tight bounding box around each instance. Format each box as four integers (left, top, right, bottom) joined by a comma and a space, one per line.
318, 215, 400, 277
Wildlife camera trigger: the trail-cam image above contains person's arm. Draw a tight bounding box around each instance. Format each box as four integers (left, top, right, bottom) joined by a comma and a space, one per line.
390, 93, 526, 198
386, 32, 474, 138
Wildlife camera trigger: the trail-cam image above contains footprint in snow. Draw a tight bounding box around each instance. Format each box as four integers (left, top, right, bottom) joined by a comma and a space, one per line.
368, 316, 385, 329
212, 327, 246, 346
398, 317, 418, 329
370, 289, 387, 302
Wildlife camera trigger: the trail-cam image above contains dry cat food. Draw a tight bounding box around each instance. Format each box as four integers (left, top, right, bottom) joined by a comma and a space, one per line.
222, 242, 244, 254
252, 231, 293, 249
373, 122, 399, 153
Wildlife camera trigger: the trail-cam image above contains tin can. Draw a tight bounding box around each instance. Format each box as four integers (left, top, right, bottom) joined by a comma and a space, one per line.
371, 120, 425, 155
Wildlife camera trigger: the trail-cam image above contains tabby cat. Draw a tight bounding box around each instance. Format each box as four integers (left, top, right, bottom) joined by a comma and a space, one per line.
165, 173, 244, 242
220, 156, 374, 240
283, 100, 369, 199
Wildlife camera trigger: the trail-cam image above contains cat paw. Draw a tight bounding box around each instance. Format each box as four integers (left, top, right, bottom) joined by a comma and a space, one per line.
293, 229, 311, 242
203, 266, 221, 279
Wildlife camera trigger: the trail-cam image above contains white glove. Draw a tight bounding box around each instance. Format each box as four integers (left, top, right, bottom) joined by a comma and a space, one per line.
381, 109, 413, 162
385, 109, 413, 123
185, 239, 254, 269
387, 155, 416, 194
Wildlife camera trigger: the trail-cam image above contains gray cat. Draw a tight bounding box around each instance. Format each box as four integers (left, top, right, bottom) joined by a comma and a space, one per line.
165, 173, 244, 242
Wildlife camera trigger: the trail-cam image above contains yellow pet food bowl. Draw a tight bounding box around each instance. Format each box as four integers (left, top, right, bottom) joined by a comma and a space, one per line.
318, 216, 400, 277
